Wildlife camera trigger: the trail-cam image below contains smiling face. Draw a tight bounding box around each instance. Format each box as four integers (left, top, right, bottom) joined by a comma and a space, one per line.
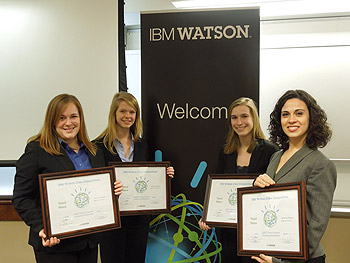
115, 101, 136, 131
281, 98, 310, 145
230, 105, 254, 139
55, 102, 80, 145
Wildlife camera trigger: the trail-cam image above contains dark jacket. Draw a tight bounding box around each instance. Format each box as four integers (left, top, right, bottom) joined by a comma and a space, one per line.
12, 141, 105, 252
94, 138, 149, 165
218, 139, 279, 174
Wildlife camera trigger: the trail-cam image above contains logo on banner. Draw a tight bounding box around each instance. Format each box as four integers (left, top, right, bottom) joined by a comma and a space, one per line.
150, 25, 251, 41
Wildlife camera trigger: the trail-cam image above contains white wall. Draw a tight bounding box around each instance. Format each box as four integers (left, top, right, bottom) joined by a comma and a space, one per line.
260, 16, 350, 159
126, 50, 141, 106
0, 0, 119, 159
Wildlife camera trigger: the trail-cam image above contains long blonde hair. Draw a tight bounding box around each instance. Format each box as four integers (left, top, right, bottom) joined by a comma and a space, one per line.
224, 97, 265, 154
29, 94, 96, 155
96, 92, 143, 154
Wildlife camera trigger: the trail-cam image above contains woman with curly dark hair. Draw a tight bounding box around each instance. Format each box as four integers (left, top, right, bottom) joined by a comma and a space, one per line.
268, 89, 332, 151
252, 90, 337, 263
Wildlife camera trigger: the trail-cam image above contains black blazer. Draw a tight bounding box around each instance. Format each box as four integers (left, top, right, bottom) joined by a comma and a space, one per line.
217, 139, 279, 174
12, 141, 105, 252
94, 137, 150, 228
95, 137, 149, 165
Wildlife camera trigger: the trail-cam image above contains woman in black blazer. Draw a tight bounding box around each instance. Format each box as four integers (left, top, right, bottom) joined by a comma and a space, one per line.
13, 94, 105, 263
95, 92, 174, 263
198, 97, 279, 263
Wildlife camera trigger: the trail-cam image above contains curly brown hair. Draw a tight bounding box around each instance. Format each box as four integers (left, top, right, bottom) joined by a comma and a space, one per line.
268, 90, 332, 150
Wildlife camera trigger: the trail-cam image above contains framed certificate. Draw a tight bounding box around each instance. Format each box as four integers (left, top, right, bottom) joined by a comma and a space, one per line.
202, 174, 257, 228
237, 181, 308, 260
39, 167, 121, 239
110, 161, 171, 216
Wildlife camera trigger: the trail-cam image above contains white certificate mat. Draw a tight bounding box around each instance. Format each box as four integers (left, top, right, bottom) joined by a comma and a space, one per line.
46, 173, 115, 235
242, 189, 299, 251
237, 182, 308, 260
203, 175, 257, 228
112, 162, 171, 215
39, 167, 121, 239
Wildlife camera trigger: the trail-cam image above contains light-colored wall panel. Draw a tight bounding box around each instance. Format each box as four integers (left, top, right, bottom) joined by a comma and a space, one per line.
0, 0, 119, 160
260, 16, 350, 159
259, 16, 350, 207
321, 217, 350, 262
0, 221, 34, 262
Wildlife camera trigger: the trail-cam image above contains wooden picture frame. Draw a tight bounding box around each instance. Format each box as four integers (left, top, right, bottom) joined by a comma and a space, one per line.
39, 166, 121, 239
237, 181, 308, 260
109, 161, 171, 216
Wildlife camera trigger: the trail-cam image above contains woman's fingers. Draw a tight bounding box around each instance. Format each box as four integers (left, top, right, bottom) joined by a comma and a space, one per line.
114, 180, 123, 196
254, 174, 275, 188
167, 167, 175, 178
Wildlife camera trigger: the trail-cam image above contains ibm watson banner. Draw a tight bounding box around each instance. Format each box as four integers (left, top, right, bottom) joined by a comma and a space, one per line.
141, 8, 259, 262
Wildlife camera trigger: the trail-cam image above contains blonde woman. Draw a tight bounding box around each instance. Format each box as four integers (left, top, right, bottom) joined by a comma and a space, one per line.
199, 97, 279, 263
95, 92, 174, 263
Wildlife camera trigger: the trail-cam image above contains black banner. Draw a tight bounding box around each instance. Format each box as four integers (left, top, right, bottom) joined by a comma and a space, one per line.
141, 8, 260, 262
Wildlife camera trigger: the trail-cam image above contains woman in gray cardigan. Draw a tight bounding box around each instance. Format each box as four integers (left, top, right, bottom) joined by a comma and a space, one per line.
253, 90, 337, 263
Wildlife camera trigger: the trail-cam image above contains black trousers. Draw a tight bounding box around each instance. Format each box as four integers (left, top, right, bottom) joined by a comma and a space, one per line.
100, 215, 150, 263
34, 245, 98, 263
